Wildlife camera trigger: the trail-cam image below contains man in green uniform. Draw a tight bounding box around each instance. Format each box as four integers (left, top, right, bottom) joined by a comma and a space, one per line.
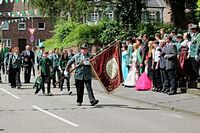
35, 51, 52, 96
35, 42, 45, 71
189, 24, 200, 81
0, 43, 9, 82
8, 47, 22, 89
176, 34, 183, 55
49, 48, 60, 88
65, 43, 99, 106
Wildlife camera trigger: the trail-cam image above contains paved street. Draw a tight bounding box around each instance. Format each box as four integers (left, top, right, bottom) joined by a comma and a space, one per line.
0, 77, 200, 133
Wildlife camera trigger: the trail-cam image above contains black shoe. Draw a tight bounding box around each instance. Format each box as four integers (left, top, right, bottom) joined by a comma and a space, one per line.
167, 91, 177, 95
47, 93, 53, 96
0, 81, 2, 83
11, 86, 16, 88
91, 100, 99, 106
17, 86, 21, 89
152, 87, 158, 92
77, 102, 82, 106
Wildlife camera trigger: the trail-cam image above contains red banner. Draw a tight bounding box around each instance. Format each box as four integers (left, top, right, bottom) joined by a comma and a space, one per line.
90, 41, 122, 93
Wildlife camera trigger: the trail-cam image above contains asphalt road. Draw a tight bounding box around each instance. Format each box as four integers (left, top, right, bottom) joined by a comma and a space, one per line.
0, 78, 200, 133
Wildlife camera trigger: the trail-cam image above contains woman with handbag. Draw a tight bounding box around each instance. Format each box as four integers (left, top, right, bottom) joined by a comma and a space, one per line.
58, 50, 72, 95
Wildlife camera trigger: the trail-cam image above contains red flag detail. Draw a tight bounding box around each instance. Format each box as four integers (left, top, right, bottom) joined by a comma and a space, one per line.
90, 41, 122, 93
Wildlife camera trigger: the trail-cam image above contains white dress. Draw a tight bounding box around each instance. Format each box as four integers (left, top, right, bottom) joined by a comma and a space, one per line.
123, 51, 138, 87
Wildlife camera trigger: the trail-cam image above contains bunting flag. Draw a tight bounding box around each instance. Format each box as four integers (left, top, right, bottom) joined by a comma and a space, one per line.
90, 41, 122, 93
0, 0, 28, 4
0, 10, 43, 17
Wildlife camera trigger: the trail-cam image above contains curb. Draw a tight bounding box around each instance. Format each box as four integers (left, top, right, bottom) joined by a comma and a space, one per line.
93, 82, 200, 117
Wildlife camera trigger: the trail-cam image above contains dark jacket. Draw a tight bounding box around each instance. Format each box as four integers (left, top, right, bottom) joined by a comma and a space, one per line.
162, 43, 177, 70
21, 50, 35, 67
136, 45, 146, 67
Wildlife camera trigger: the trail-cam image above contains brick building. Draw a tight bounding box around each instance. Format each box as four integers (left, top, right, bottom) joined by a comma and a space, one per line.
0, 0, 54, 52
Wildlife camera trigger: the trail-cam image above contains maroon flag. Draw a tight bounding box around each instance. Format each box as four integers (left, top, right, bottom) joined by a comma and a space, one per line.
90, 41, 122, 93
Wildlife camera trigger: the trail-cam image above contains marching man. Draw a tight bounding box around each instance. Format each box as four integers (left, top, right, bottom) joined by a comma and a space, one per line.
65, 43, 99, 106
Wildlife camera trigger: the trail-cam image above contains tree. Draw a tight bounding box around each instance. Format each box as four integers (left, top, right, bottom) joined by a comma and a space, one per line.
165, 0, 198, 28
29, 0, 88, 22
198, 0, 200, 9
115, 0, 147, 29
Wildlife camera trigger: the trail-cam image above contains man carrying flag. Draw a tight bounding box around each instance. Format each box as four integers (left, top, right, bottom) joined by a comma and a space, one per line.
65, 43, 99, 106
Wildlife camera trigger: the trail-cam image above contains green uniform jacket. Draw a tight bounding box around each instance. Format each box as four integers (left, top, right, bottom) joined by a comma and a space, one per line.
190, 33, 200, 58
67, 53, 92, 80
35, 50, 43, 65
8, 53, 22, 69
39, 57, 52, 75
49, 53, 60, 68
59, 58, 68, 70
126, 44, 133, 66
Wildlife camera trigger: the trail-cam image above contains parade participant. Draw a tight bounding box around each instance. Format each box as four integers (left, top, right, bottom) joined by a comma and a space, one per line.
68, 49, 74, 60
160, 28, 168, 40
35, 51, 52, 96
142, 34, 149, 53
163, 35, 178, 95
155, 33, 161, 41
152, 41, 162, 92
8, 47, 22, 89
136, 38, 146, 75
4, 47, 13, 84
121, 43, 129, 82
177, 33, 191, 80
58, 50, 72, 95
49, 48, 60, 88
158, 40, 169, 93
21, 45, 35, 83
126, 37, 133, 70
123, 43, 139, 87
0, 44, 3, 83
176, 34, 184, 56
35, 42, 45, 71
170, 30, 177, 43
65, 43, 99, 106
1, 43, 9, 82
189, 24, 200, 81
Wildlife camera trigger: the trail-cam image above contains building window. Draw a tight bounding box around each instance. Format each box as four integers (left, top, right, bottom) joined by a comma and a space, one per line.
106, 10, 113, 20
2, 21, 9, 30
149, 11, 157, 20
38, 22, 45, 30
18, 22, 26, 31
2, 39, 11, 48
91, 11, 98, 22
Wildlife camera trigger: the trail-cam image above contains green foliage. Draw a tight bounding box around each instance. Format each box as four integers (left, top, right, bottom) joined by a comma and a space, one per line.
45, 20, 174, 50
198, 0, 200, 10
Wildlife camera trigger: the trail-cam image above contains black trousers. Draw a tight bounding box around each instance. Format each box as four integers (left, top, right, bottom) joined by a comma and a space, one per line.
10, 68, 21, 87
75, 79, 95, 104
52, 67, 60, 86
166, 69, 177, 93
60, 70, 70, 91
190, 57, 198, 80
160, 68, 169, 90
35, 74, 51, 94
152, 63, 162, 89
24, 66, 32, 83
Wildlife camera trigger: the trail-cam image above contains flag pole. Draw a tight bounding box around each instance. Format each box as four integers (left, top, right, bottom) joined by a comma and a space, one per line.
54, 40, 118, 86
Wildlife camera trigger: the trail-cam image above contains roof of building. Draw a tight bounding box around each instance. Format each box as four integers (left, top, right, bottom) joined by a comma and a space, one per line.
147, 0, 166, 8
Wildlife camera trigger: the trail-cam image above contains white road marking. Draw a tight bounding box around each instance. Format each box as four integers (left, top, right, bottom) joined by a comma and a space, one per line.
0, 88, 20, 99
32, 105, 79, 127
